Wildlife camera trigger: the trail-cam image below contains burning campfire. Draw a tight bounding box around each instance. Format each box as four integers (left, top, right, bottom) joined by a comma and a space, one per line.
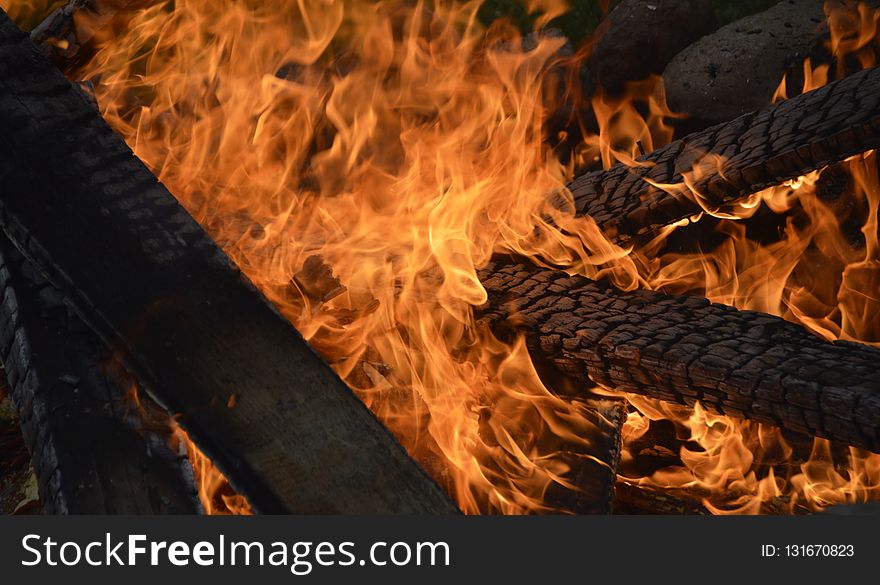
1, 0, 879, 515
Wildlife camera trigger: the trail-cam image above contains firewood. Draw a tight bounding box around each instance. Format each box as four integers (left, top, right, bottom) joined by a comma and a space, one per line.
28, 0, 89, 57
569, 65, 880, 242
547, 397, 625, 514
477, 260, 880, 453
0, 234, 201, 514
29, 0, 140, 62
612, 481, 710, 515
0, 11, 458, 514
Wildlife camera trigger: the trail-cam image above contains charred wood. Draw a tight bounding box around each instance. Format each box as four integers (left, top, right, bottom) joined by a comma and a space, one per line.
0, 234, 200, 513
569, 65, 880, 243
612, 481, 710, 515
29, 0, 90, 58
29, 1, 140, 64
0, 11, 457, 515
548, 397, 625, 514
477, 261, 880, 453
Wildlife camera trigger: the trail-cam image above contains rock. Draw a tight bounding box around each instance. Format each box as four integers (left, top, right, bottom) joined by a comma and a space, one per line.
588, 0, 718, 95
662, 0, 827, 124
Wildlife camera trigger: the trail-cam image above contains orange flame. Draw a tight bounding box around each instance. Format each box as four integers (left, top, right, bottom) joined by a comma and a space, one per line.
177, 429, 254, 515
4, 0, 880, 514
64, 0, 634, 514
618, 1, 880, 514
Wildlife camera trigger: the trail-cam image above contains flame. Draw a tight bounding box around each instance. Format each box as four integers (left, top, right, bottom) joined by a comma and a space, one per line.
618, 1, 880, 514
177, 429, 254, 515
525, 0, 568, 30
0, 0, 53, 25
117, 376, 254, 514
4, 0, 880, 514
59, 0, 636, 515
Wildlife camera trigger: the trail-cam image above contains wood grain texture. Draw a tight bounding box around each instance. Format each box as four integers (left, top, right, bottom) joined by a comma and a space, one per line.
0, 10, 457, 514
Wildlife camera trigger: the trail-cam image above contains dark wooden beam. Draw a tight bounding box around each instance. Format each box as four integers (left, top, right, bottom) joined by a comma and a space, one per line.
612, 481, 710, 515
0, 233, 201, 514
0, 10, 458, 514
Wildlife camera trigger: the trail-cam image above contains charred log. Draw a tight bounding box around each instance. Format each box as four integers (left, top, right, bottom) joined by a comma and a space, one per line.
612, 481, 710, 515
0, 234, 201, 513
546, 397, 625, 514
569, 65, 880, 242
28, 0, 89, 57
0, 11, 457, 514
29, 0, 141, 66
477, 261, 880, 453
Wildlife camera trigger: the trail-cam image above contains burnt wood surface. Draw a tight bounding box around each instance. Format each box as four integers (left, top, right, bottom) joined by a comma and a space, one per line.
569, 66, 880, 241
0, 234, 201, 513
0, 10, 457, 514
477, 261, 880, 453
612, 481, 710, 515
545, 397, 624, 514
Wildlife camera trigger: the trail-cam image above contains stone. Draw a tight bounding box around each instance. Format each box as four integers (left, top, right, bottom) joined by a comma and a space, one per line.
662, 0, 827, 124
587, 0, 718, 95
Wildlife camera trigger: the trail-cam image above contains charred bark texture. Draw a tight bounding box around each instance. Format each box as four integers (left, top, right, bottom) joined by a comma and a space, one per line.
546, 397, 625, 514
569, 66, 880, 241
0, 234, 200, 513
0, 11, 457, 514
477, 261, 880, 453
612, 481, 710, 515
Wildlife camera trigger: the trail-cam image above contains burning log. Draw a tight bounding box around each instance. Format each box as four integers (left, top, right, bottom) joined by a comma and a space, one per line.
0, 11, 458, 514
0, 234, 201, 513
612, 480, 800, 515
29, 0, 139, 62
28, 0, 89, 57
545, 397, 625, 514
477, 260, 880, 453
612, 481, 710, 515
569, 65, 880, 242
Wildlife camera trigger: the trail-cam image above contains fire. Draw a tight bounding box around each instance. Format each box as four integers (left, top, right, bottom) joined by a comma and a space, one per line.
177, 430, 253, 515
4, 0, 879, 514
61, 0, 631, 515
618, 1, 880, 514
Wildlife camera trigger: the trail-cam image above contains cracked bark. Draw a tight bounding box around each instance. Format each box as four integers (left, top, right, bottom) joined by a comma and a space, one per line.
477, 261, 880, 453
569, 66, 880, 242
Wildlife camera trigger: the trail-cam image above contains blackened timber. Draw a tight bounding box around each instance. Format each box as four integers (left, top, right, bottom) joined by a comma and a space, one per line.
546, 397, 625, 514
612, 481, 710, 515
0, 234, 201, 514
569, 66, 880, 242
477, 261, 880, 453
0, 10, 457, 514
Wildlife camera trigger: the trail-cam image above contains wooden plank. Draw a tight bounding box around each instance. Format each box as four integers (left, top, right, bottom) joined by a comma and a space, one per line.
0, 233, 201, 514
0, 10, 458, 514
